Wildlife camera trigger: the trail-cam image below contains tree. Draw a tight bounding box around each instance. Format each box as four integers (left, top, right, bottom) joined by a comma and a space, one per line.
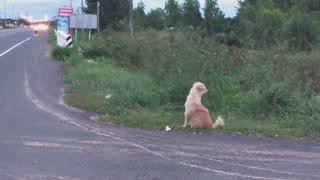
236, 0, 259, 46
134, 1, 147, 28
284, 0, 320, 50
273, 0, 293, 12
203, 0, 225, 34
236, 0, 320, 50
85, 0, 129, 29
145, 9, 165, 30
182, 0, 202, 27
129, 0, 134, 41
285, 6, 319, 51
237, 0, 286, 48
164, 0, 182, 27
255, 8, 285, 47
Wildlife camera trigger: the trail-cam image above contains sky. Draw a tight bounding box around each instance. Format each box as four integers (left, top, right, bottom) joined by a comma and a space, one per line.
0, 0, 82, 21
134, 0, 239, 17
0, 0, 239, 21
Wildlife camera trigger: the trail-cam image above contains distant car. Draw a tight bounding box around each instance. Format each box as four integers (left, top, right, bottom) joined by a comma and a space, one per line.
30, 23, 49, 33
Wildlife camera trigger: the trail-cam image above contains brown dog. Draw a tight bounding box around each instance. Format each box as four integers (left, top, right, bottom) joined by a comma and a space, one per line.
182, 82, 224, 129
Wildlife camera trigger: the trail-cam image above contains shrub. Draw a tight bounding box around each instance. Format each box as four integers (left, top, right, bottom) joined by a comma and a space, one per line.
51, 46, 74, 61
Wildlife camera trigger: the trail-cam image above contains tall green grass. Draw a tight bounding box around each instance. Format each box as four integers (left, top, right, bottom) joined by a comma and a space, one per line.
63, 57, 183, 129
55, 29, 320, 139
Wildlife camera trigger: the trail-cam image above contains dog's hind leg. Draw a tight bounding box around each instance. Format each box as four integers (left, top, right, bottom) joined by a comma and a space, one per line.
182, 118, 188, 127
182, 110, 188, 127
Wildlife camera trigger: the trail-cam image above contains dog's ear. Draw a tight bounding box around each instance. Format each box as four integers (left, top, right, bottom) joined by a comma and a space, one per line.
197, 84, 205, 91
197, 84, 208, 93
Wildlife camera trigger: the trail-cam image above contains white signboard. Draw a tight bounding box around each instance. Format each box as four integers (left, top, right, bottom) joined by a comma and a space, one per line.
70, 14, 97, 29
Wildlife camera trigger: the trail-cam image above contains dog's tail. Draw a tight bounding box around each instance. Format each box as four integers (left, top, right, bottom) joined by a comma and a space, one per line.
212, 115, 225, 128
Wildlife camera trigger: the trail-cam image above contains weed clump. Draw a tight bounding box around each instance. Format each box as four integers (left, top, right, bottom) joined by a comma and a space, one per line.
51, 46, 74, 61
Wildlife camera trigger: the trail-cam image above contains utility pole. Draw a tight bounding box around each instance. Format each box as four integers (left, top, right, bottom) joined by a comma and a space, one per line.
11, 4, 13, 19
81, 0, 84, 14
70, 0, 72, 8
97, 1, 100, 32
129, 0, 134, 42
4, 0, 6, 27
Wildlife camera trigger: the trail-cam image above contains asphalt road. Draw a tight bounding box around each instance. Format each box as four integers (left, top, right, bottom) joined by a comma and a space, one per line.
0, 28, 320, 180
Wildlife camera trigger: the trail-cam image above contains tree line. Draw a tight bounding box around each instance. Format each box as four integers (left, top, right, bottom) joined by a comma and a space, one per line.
85, 0, 320, 51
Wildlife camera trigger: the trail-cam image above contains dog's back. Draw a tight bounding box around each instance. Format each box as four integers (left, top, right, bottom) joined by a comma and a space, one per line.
186, 102, 212, 128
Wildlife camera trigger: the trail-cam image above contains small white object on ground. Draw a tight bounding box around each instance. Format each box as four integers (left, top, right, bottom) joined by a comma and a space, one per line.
105, 94, 112, 99
165, 126, 171, 132
86, 59, 95, 63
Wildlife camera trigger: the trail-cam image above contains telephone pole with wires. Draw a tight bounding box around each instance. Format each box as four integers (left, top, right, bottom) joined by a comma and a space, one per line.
63, 0, 72, 8
4, 0, 6, 27
81, 0, 84, 14
129, 0, 134, 42
97, 1, 100, 32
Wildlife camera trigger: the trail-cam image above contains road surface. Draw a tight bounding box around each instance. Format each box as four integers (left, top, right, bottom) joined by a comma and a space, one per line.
0, 28, 320, 180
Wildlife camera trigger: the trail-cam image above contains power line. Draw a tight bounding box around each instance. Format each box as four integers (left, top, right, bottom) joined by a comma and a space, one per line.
63, 0, 73, 8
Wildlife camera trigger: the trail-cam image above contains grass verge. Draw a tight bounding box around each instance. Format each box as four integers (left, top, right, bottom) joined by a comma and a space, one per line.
50, 29, 320, 140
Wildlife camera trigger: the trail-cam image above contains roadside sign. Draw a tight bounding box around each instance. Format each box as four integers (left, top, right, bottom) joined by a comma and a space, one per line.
57, 16, 70, 34
70, 14, 98, 41
70, 14, 97, 29
59, 8, 73, 16
57, 8, 73, 35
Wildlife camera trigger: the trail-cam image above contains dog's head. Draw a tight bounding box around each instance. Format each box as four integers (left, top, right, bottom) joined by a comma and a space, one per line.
192, 82, 208, 96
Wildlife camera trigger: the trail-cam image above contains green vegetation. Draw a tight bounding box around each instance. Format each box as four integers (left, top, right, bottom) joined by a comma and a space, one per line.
50, 29, 320, 139
49, 0, 320, 140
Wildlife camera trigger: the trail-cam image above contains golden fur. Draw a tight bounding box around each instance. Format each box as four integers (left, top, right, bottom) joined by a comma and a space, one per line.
182, 82, 224, 129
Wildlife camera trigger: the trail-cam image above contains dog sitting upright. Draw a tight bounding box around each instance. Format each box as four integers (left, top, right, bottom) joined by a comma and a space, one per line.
182, 82, 224, 129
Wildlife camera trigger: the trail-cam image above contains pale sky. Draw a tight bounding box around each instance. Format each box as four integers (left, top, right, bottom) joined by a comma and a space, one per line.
0, 0, 82, 20
0, 0, 238, 21
134, 0, 239, 17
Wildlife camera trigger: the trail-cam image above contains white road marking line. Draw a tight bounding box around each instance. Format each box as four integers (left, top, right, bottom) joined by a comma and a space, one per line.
0, 37, 31, 58
0, 32, 13, 36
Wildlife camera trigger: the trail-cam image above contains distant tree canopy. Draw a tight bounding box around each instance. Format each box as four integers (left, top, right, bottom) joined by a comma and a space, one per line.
238, 0, 320, 50
203, 0, 225, 34
84, 0, 129, 29
165, 0, 182, 27
84, 0, 320, 51
182, 0, 203, 27
134, 1, 147, 28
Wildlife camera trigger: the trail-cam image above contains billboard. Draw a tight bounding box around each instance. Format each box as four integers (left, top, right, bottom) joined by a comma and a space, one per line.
57, 16, 70, 33
57, 8, 73, 34
59, 8, 73, 16
70, 14, 97, 29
